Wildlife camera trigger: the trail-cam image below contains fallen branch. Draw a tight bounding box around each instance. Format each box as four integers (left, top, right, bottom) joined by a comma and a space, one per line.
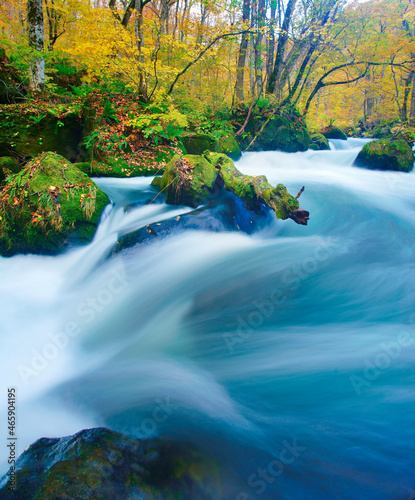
295, 186, 305, 199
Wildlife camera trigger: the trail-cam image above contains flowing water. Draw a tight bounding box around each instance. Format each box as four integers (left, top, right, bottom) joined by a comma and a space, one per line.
1, 139, 415, 499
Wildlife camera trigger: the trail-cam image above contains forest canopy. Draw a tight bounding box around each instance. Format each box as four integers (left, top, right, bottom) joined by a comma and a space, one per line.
1, 0, 415, 132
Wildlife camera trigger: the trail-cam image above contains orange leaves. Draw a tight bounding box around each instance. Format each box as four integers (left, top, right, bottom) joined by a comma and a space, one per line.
31, 212, 43, 223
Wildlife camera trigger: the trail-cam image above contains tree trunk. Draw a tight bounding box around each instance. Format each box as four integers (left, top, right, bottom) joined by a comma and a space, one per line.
27, 0, 45, 94
266, 1, 276, 87
254, 0, 266, 97
410, 72, 415, 126
135, 0, 148, 100
266, 0, 297, 95
234, 0, 251, 103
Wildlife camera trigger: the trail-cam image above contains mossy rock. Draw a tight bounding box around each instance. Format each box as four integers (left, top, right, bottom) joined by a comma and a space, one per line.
0, 427, 223, 500
0, 108, 83, 161
238, 112, 310, 153
218, 135, 242, 160
152, 154, 218, 207
81, 147, 178, 177
151, 152, 308, 224
181, 133, 220, 155
0, 156, 21, 183
321, 126, 347, 140
309, 133, 330, 151
0, 152, 109, 256
354, 139, 414, 172
206, 152, 301, 220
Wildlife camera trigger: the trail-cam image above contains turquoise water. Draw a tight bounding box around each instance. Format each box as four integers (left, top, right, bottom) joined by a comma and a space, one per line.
1, 139, 414, 499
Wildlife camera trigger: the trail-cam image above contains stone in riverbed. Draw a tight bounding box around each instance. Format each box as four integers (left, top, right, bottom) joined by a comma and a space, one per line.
309, 133, 330, 151
152, 154, 218, 208
0, 152, 109, 256
354, 139, 414, 172
321, 126, 348, 140
151, 152, 308, 224
0, 427, 223, 500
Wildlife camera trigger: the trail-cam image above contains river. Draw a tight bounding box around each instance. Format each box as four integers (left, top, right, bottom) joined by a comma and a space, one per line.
1, 139, 414, 499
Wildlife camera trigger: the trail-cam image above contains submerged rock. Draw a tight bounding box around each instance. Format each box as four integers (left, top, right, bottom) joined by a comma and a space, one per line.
321, 126, 347, 141
0, 427, 224, 500
354, 139, 414, 172
0, 152, 109, 256
116, 191, 269, 252
151, 152, 308, 224
309, 133, 330, 151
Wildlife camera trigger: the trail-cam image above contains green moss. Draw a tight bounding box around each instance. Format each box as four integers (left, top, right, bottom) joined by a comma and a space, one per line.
0, 155, 21, 183
0, 107, 82, 160
181, 133, 220, 155
151, 154, 217, 207
206, 152, 300, 219
238, 111, 310, 153
309, 133, 330, 151
1, 427, 222, 500
321, 126, 347, 140
218, 135, 242, 160
0, 152, 109, 256
354, 139, 414, 172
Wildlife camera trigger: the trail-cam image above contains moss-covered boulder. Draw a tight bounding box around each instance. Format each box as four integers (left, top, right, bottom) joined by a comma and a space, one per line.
79, 146, 178, 178
0, 106, 83, 161
321, 126, 348, 140
237, 111, 310, 153
181, 133, 220, 155
218, 135, 242, 160
207, 152, 307, 222
354, 139, 414, 172
0, 156, 21, 183
0, 152, 109, 256
0, 427, 223, 500
309, 133, 330, 151
181, 133, 242, 160
152, 154, 218, 207
152, 152, 309, 224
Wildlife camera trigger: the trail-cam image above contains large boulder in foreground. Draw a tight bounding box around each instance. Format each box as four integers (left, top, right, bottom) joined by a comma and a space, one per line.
152, 153, 309, 224
0, 152, 109, 256
0, 427, 223, 500
354, 139, 414, 172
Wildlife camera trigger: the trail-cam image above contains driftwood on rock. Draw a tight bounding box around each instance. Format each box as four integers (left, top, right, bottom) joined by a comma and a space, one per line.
151, 153, 309, 225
